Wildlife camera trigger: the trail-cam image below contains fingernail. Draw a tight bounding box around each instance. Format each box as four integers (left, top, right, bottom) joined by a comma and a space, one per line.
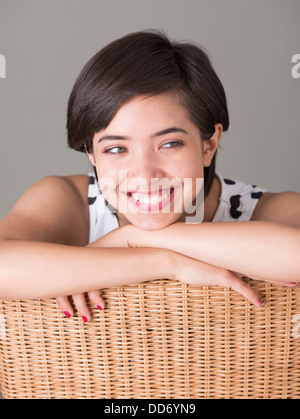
97, 305, 103, 311
258, 299, 263, 306
291, 282, 297, 286
82, 316, 88, 323
64, 311, 71, 319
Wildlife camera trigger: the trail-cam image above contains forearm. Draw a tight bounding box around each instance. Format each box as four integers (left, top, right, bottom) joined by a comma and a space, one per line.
0, 240, 175, 300
134, 221, 300, 283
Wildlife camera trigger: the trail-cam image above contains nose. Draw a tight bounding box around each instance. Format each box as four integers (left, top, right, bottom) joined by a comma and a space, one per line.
130, 152, 165, 187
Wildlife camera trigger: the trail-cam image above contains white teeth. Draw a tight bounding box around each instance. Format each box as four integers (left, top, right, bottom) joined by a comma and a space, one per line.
131, 190, 172, 205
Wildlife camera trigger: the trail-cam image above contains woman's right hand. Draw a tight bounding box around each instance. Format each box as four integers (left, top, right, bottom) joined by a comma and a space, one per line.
173, 254, 263, 307
56, 227, 131, 321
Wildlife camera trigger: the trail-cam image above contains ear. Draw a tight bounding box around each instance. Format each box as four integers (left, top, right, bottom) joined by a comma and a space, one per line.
202, 123, 223, 167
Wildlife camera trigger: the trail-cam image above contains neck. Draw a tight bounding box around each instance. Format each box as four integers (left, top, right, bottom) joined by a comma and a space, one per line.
203, 174, 221, 222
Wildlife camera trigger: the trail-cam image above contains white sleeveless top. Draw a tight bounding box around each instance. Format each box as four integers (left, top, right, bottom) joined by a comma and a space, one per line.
87, 171, 268, 244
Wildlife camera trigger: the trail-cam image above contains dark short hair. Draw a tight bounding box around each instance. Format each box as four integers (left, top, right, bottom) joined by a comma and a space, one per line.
67, 30, 229, 197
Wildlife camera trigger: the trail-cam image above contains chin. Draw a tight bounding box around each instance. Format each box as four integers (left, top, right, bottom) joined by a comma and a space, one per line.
127, 213, 180, 230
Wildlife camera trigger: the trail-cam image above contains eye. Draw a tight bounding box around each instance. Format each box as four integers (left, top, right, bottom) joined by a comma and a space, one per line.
104, 146, 127, 154
161, 140, 184, 149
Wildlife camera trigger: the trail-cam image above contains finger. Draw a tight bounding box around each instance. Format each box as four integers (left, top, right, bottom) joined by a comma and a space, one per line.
88, 290, 105, 311
231, 277, 262, 306
56, 296, 74, 318
242, 275, 298, 288
72, 293, 91, 323
217, 272, 262, 307
260, 279, 298, 288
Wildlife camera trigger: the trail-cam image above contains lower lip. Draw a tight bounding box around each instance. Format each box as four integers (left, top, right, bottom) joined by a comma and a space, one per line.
127, 188, 175, 212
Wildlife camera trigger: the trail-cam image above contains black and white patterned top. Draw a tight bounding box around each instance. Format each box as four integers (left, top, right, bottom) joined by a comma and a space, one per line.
212, 171, 268, 222
87, 171, 268, 244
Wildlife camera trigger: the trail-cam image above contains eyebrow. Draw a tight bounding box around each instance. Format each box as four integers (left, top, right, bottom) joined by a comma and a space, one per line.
97, 127, 189, 143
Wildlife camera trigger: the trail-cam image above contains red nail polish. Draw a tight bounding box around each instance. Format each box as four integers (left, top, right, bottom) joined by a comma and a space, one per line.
64, 311, 71, 319
82, 316, 88, 323
97, 305, 103, 311
258, 299, 263, 306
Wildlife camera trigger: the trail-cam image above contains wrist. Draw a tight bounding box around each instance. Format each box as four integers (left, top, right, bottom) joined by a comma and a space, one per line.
158, 248, 179, 281
124, 224, 150, 248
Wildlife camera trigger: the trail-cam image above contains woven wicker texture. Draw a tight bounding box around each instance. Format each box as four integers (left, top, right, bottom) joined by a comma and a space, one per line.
0, 279, 299, 399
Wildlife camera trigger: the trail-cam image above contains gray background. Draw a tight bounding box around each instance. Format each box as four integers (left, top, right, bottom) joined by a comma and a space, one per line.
0, 0, 299, 400
0, 0, 299, 221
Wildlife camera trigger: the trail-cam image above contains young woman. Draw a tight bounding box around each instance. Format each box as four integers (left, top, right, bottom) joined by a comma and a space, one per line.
0, 31, 299, 323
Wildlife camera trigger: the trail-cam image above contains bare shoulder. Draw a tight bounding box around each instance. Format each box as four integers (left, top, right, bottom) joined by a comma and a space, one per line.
251, 190, 300, 227
0, 174, 90, 245
64, 174, 90, 206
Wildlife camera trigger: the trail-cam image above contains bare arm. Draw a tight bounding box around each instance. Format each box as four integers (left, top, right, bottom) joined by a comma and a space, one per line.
0, 175, 262, 319
124, 191, 300, 284
128, 220, 300, 283
0, 240, 175, 300
0, 220, 263, 312
0, 175, 175, 300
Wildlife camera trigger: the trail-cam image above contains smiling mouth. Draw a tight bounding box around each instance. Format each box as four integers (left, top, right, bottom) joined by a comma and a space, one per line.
126, 187, 175, 212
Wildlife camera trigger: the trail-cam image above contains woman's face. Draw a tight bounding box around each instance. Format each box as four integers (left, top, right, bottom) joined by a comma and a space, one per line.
89, 93, 216, 230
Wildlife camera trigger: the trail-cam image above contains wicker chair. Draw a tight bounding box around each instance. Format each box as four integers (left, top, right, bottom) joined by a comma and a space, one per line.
0, 279, 299, 399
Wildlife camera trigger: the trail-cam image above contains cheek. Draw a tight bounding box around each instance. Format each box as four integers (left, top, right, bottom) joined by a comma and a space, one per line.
177, 153, 204, 200
96, 160, 119, 186
95, 163, 119, 206
173, 153, 204, 180
95, 149, 204, 195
